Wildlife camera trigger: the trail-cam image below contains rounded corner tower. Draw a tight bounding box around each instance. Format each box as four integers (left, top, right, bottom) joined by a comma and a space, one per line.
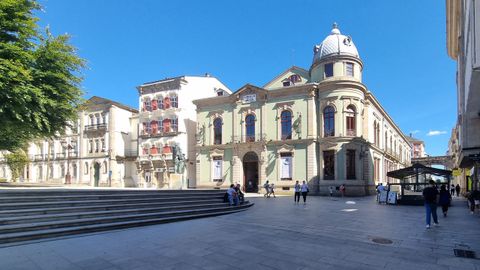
310, 23, 363, 83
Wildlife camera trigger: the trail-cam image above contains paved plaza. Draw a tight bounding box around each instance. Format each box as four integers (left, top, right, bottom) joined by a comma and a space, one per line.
1, 195, 479, 270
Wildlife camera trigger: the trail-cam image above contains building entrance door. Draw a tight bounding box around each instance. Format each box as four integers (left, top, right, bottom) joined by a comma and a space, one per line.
94, 162, 100, 187
243, 152, 259, 193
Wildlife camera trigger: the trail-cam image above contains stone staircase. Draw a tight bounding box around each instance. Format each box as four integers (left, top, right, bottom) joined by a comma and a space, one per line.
0, 189, 253, 245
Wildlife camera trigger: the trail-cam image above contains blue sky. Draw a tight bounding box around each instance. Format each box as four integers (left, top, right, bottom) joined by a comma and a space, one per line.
36, 0, 456, 156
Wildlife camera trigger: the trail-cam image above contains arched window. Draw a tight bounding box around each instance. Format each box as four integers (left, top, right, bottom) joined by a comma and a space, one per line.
213, 118, 222, 145
245, 114, 255, 142
281, 111, 292, 140
346, 105, 356, 136
171, 95, 178, 108
151, 120, 158, 134
163, 119, 171, 133
323, 106, 335, 137
158, 97, 164, 109
164, 97, 171, 109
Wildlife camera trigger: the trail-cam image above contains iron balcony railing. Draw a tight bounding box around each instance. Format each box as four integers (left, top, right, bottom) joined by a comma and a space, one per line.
84, 123, 108, 132
231, 133, 267, 143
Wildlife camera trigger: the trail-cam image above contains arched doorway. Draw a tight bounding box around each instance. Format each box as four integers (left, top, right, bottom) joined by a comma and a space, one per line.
243, 152, 259, 193
94, 162, 100, 187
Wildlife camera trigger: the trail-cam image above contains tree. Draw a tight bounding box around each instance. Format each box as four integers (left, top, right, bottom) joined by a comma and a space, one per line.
4, 150, 29, 181
0, 0, 84, 151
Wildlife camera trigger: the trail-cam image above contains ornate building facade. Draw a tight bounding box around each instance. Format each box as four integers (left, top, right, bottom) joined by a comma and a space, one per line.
135, 76, 231, 189
194, 25, 411, 195
0, 97, 138, 187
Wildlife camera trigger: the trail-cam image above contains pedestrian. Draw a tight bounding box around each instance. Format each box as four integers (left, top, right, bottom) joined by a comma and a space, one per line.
450, 184, 455, 197
227, 184, 239, 206
269, 183, 276, 198
301, 181, 309, 204
294, 181, 301, 204
422, 180, 439, 229
376, 183, 385, 202
439, 184, 451, 217
329, 186, 334, 197
263, 180, 270, 198
340, 184, 346, 198
471, 189, 480, 214
455, 184, 461, 197
235, 183, 245, 204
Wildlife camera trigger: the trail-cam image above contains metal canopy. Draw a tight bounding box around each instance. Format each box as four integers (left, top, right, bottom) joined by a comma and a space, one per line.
387, 163, 452, 180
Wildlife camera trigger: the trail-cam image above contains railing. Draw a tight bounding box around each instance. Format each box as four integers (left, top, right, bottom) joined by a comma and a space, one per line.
139, 153, 173, 161
140, 129, 179, 138
232, 133, 267, 143
84, 123, 107, 131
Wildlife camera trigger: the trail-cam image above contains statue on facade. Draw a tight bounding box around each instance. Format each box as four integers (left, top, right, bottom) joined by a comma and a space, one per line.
174, 146, 186, 174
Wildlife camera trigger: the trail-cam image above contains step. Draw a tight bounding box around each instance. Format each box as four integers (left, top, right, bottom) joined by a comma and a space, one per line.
0, 192, 225, 203
0, 189, 226, 197
0, 202, 231, 225
0, 204, 253, 245
0, 203, 253, 235
0, 199, 224, 218
0, 195, 224, 210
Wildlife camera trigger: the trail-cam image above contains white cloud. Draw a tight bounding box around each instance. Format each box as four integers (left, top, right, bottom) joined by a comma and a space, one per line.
427, 130, 447, 136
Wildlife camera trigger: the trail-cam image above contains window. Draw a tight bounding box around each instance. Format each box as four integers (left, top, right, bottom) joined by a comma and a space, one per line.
217, 91, 224, 96
144, 98, 151, 112
171, 96, 178, 108
213, 156, 223, 181
346, 150, 356, 179
245, 114, 255, 142
384, 131, 388, 150
280, 152, 293, 180
151, 121, 158, 134
84, 162, 89, 175
143, 122, 151, 135
49, 165, 53, 178
151, 99, 158, 110
95, 114, 101, 125
89, 115, 94, 125
150, 146, 158, 155
172, 118, 178, 132
373, 121, 377, 145
346, 105, 356, 136
88, 140, 93, 153
158, 118, 163, 132
213, 118, 222, 145
164, 97, 171, 109
282, 81, 291, 87
72, 164, 77, 178
281, 111, 292, 140
323, 151, 335, 180
103, 161, 108, 174
346, 62, 354, 76
142, 147, 149, 155
163, 146, 172, 154
101, 139, 106, 152
163, 119, 171, 133
323, 106, 335, 137
290, 74, 301, 82
95, 139, 99, 153
101, 113, 106, 124
374, 158, 380, 182
158, 98, 164, 109
325, 63, 334, 77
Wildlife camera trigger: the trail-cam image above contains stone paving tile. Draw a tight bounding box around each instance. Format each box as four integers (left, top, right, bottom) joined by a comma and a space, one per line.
1, 196, 480, 269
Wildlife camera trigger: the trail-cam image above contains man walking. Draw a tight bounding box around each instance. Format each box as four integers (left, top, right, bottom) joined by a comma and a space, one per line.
263, 180, 270, 198
423, 180, 439, 229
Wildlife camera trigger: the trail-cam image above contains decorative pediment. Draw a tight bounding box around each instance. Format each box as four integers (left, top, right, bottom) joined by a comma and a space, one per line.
277, 144, 295, 153
235, 84, 268, 104
263, 66, 310, 89
209, 148, 224, 157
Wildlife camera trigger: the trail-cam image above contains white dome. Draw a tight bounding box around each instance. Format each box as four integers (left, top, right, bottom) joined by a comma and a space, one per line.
313, 24, 359, 63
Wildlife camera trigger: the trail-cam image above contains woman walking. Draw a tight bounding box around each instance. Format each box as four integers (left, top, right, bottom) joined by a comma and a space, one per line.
301, 181, 309, 205
294, 181, 301, 204
439, 184, 451, 217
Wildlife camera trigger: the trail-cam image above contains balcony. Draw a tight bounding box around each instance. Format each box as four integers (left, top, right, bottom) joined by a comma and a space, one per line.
231, 133, 267, 143
139, 129, 180, 139
139, 152, 173, 161
83, 123, 108, 133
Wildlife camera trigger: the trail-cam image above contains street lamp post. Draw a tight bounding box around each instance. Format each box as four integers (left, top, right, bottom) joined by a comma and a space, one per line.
61, 140, 73, 185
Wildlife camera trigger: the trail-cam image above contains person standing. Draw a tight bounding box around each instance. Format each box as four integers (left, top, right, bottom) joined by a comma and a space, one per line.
439, 184, 452, 217
227, 184, 238, 206
329, 186, 334, 197
340, 184, 346, 198
263, 180, 270, 198
294, 181, 301, 204
450, 184, 455, 197
269, 183, 276, 198
455, 184, 461, 197
376, 183, 385, 202
301, 181, 309, 204
423, 180, 439, 229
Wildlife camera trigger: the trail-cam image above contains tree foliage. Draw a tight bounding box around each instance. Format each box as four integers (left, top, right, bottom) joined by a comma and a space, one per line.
0, 0, 84, 151
4, 150, 29, 181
